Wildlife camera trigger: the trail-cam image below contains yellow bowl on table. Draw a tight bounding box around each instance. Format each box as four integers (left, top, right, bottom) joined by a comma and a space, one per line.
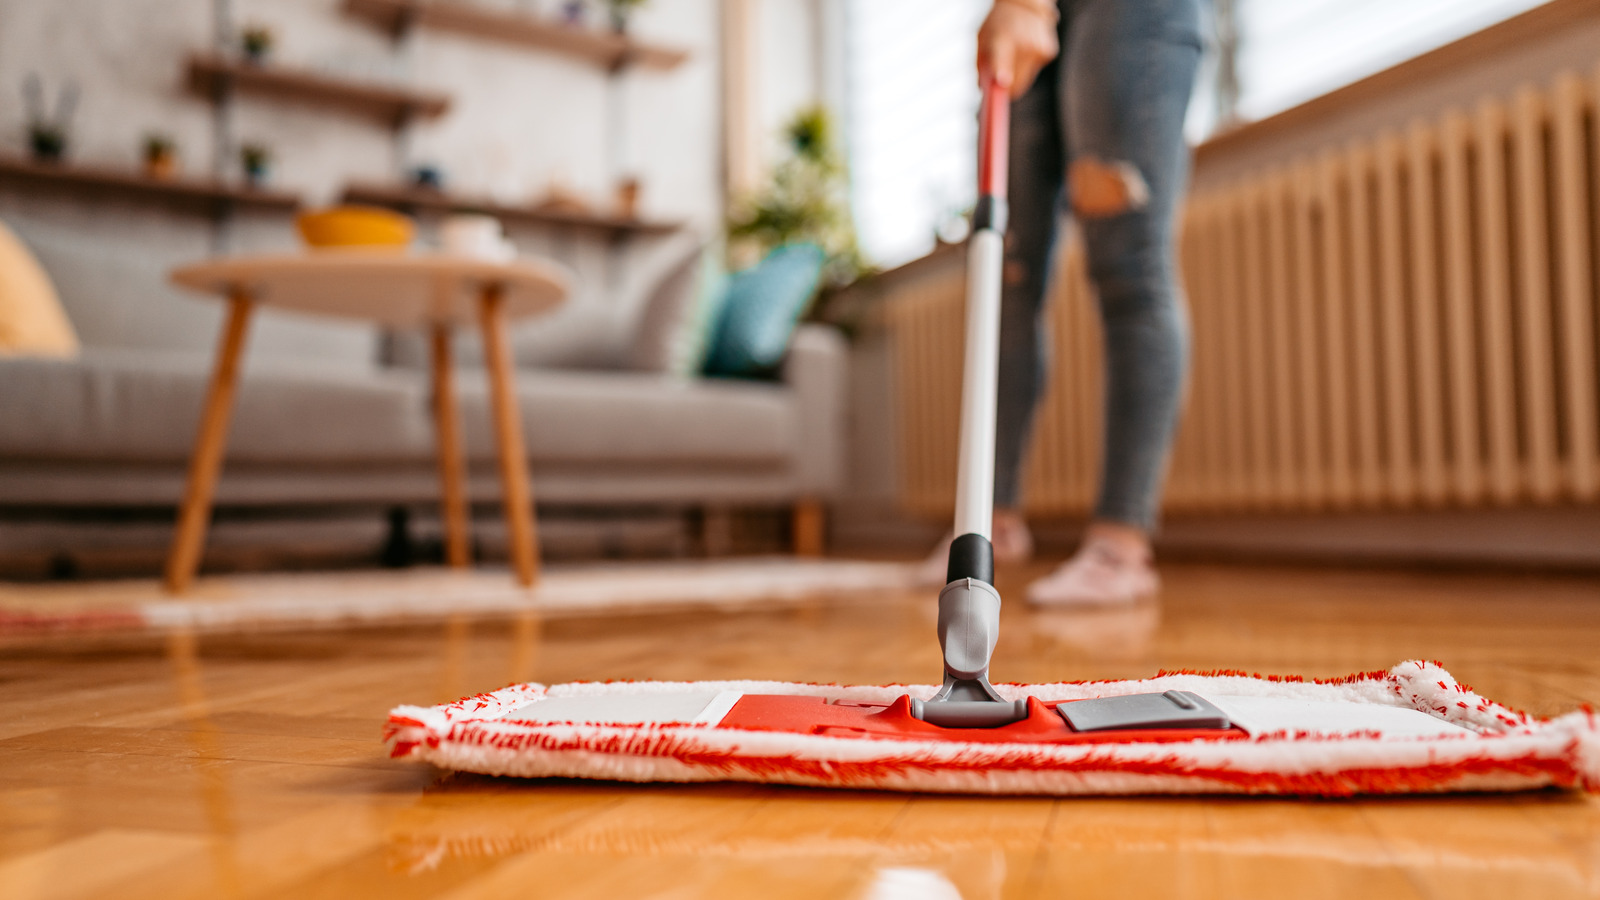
296, 205, 415, 250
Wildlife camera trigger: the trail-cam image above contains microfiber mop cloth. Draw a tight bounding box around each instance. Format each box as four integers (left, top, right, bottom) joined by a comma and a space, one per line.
385, 660, 1599, 797
390, 85, 1599, 800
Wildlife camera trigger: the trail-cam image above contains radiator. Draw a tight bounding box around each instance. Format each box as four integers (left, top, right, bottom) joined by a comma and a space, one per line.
889, 66, 1600, 518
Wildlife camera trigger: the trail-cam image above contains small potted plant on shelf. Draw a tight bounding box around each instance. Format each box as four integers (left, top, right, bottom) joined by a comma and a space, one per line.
240, 143, 272, 186
240, 24, 275, 64
22, 74, 77, 163
143, 133, 177, 180
605, 0, 647, 34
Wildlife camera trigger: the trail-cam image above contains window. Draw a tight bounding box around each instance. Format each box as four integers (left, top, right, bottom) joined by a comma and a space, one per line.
839, 0, 1552, 268
1234, 0, 1551, 119
841, 0, 989, 268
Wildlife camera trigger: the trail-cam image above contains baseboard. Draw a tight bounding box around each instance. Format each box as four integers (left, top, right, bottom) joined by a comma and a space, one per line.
1150, 506, 1600, 572
831, 502, 1600, 571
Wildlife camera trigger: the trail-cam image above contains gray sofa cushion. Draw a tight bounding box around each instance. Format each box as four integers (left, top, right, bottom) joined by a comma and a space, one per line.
0, 348, 433, 465
1, 332, 823, 480
457, 369, 796, 466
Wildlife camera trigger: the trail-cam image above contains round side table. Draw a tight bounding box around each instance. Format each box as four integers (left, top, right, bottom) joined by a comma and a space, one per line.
166, 250, 569, 593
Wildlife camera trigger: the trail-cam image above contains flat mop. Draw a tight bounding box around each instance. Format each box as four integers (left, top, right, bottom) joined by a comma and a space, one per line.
386, 81, 1599, 796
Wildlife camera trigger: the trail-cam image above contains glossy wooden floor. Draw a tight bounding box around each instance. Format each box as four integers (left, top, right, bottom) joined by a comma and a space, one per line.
3, 560, 1599, 899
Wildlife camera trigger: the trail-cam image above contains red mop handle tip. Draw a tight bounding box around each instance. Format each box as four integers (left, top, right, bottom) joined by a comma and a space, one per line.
977, 75, 1010, 200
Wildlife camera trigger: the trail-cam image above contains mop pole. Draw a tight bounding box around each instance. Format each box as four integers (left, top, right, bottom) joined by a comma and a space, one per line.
913, 77, 1029, 728
951, 76, 1010, 571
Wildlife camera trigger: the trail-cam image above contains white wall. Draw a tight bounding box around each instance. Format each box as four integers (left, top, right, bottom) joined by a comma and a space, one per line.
0, 0, 728, 366
755, 0, 821, 159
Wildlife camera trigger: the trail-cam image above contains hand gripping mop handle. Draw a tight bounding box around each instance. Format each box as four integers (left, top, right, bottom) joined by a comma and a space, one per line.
913, 78, 1029, 728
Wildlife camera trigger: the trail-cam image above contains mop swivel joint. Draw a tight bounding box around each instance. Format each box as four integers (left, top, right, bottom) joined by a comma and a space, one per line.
911, 535, 1030, 728
935, 574, 1000, 680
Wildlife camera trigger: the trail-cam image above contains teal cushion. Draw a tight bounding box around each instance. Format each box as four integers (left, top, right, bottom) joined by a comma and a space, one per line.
703, 243, 825, 378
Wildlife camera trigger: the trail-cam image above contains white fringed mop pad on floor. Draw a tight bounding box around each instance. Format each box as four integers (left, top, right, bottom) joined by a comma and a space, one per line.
385, 660, 1599, 797
390, 87, 1596, 800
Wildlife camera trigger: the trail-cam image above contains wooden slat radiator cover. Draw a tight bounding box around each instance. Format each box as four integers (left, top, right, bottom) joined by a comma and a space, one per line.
889, 67, 1600, 517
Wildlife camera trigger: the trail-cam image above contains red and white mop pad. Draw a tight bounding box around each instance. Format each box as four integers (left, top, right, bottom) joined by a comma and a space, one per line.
385, 660, 1599, 797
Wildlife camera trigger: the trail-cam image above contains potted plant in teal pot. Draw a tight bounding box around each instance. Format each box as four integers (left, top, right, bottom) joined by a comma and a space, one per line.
240, 143, 272, 186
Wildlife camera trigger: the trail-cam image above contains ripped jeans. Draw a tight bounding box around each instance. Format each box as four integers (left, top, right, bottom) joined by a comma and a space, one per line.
993, 0, 1204, 532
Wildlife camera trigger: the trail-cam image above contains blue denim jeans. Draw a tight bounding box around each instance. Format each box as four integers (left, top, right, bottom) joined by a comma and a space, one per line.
993, 0, 1204, 532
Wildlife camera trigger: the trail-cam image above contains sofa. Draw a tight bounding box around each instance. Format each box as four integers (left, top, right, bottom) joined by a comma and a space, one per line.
0, 219, 848, 560
0, 326, 846, 509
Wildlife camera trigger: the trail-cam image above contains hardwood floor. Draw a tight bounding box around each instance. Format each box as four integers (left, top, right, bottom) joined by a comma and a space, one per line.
2, 560, 1598, 898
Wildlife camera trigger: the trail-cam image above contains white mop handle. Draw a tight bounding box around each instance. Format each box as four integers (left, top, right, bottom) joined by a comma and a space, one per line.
951, 78, 1010, 543
953, 228, 1004, 540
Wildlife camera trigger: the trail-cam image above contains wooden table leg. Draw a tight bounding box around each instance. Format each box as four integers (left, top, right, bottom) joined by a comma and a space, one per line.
792, 498, 825, 557
477, 284, 540, 587
164, 291, 254, 594
430, 324, 472, 568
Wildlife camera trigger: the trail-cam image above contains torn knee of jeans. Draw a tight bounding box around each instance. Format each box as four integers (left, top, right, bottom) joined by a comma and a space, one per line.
1004, 259, 1029, 285
1069, 156, 1150, 219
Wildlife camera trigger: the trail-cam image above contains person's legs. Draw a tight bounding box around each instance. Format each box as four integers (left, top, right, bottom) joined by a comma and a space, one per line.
1029, 0, 1201, 603
1067, 0, 1200, 534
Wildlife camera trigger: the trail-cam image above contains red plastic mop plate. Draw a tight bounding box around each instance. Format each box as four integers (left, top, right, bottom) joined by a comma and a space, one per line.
719, 694, 1249, 744
385, 661, 1599, 797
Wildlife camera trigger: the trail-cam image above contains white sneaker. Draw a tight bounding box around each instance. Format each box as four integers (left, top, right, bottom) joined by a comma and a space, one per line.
1025, 538, 1159, 607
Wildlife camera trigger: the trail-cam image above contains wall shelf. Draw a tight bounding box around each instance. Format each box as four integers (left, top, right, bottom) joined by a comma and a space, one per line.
186, 53, 451, 127
0, 156, 301, 212
342, 182, 681, 239
342, 0, 689, 72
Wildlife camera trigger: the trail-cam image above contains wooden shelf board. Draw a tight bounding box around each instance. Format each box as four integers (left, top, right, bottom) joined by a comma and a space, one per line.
187, 53, 451, 126
343, 0, 688, 71
342, 182, 682, 238
0, 156, 301, 211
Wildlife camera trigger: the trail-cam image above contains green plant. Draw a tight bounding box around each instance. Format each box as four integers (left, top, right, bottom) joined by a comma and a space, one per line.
240, 143, 272, 182
143, 133, 175, 161
726, 105, 867, 288
28, 124, 66, 161
23, 74, 76, 161
241, 24, 275, 60
605, 0, 648, 33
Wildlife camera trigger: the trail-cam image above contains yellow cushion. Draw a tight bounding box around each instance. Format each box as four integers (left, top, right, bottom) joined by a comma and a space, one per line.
0, 219, 78, 358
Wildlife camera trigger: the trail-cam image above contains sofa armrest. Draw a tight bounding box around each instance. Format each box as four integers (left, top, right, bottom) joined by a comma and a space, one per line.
782, 323, 849, 499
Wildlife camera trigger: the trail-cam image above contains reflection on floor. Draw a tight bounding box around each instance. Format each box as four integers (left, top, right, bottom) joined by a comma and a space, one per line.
1, 560, 1598, 899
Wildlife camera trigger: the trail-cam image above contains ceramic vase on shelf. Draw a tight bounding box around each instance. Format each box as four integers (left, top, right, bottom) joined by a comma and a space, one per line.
441, 214, 515, 262
410, 164, 444, 190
